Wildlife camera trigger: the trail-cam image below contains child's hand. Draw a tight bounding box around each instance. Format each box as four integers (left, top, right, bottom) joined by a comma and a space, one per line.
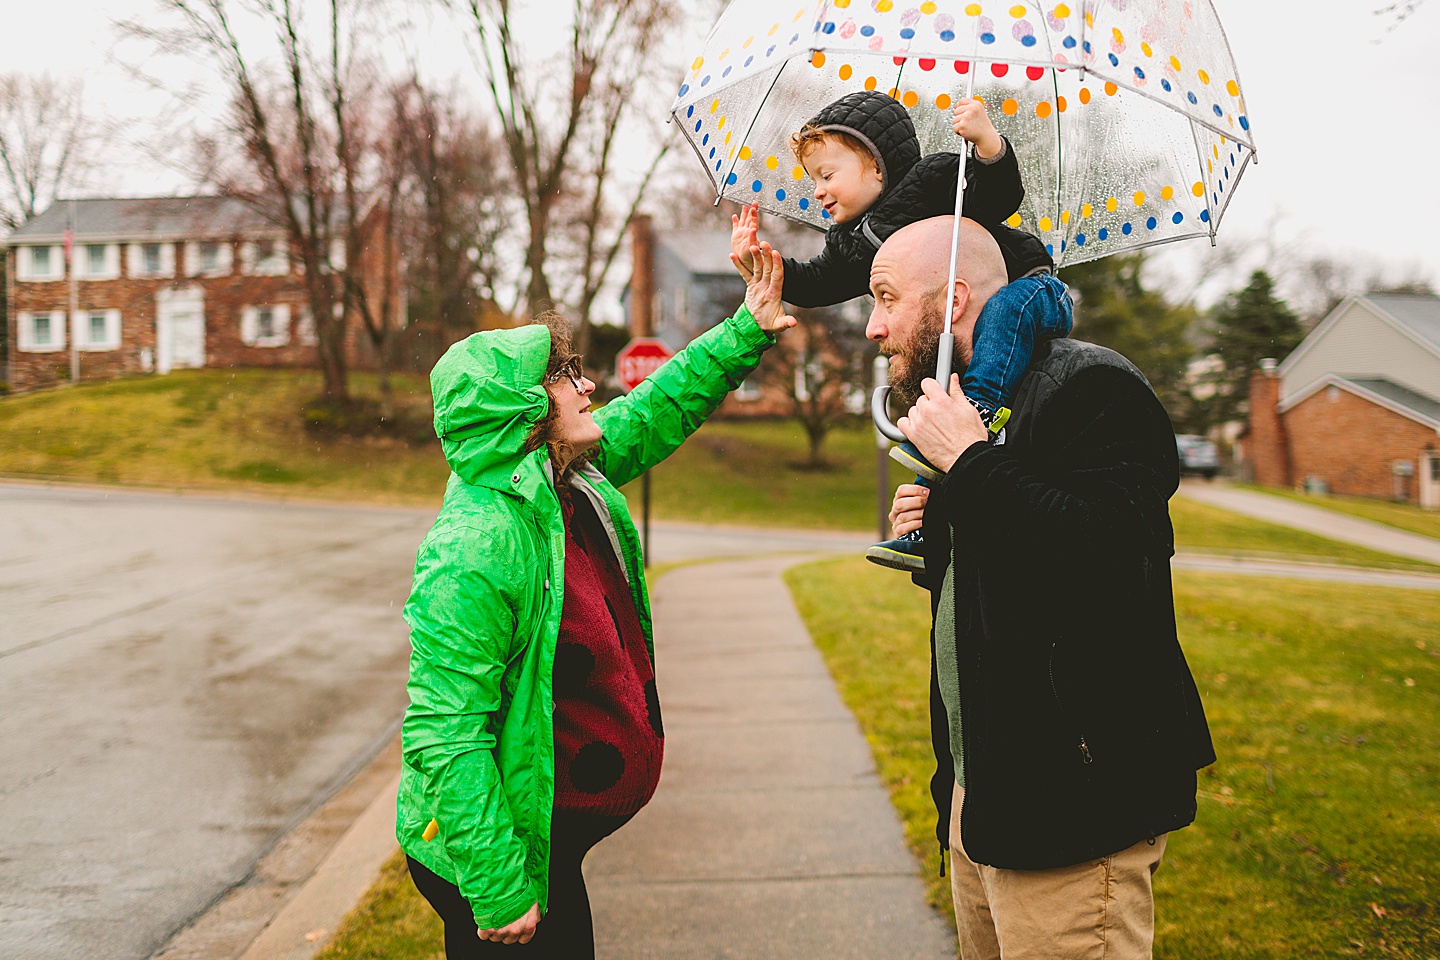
730, 202, 761, 280
952, 98, 1002, 160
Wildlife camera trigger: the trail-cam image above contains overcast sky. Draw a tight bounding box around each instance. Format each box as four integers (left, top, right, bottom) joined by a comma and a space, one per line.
5, 0, 1438, 311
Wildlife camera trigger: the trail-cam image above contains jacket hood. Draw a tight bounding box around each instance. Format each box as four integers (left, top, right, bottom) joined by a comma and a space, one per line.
805, 91, 921, 195
430, 324, 551, 487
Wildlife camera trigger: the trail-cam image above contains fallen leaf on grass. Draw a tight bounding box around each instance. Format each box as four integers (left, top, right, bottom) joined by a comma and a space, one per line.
1369, 903, 1386, 920
305, 929, 327, 942
1403, 678, 1416, 687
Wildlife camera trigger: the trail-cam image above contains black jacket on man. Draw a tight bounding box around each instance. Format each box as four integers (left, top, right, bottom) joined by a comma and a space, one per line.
781, 90, 1053, 308
922, 338, 1215, 871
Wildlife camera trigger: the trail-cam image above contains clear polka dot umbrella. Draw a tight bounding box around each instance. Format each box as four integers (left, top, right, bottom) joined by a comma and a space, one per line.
671, 0, 1256, 269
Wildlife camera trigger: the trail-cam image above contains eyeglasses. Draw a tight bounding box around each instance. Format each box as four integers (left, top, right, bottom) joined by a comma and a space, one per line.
545, 356, 586, 393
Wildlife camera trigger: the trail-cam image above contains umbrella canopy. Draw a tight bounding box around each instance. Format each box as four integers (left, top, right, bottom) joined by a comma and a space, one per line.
671, 0, 1255, 267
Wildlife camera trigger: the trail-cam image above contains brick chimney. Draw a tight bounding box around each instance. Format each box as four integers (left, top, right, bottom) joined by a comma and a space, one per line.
628, 214, 654, 338
1248, 358, 1292, 487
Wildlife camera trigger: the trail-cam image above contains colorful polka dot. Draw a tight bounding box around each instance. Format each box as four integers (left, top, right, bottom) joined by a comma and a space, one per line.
903, 90, 919, 107
1080, 203, 1092, 218
812, 52, 826, 67
1079, 87, 1092, 104
1039, 216, 1054, 231
1002, 98, 1019, 115
1133, 191, 1146, 206
751, 180, 763, 192
793, 166, 805, 180
936, 93, 953, 109
765, 155, 779, 169
839, 64, 853, 80
1192, 181, 1204, 197
1226, 80, 1240, 97
1006, 213, 1022, 227
1036, 101, 1052, 118
864, 75, 878, 90
1106, 197, 1118, 212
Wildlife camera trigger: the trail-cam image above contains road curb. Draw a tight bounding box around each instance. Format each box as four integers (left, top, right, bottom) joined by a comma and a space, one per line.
237, 773, 401, 960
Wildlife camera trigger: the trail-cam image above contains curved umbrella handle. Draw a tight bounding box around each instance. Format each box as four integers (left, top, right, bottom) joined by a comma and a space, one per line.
871, 386, 907, 443
870, 331, 954, 444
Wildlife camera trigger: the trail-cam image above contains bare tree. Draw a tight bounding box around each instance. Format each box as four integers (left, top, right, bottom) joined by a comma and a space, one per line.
461, 0, 676, 330
756, 304, 874, 469
124, 0, 393, 403
391, 79, 510, 366
0, 73, 93, 230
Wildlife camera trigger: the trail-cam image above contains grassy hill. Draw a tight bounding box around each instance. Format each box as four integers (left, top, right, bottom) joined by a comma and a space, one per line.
0, 369, 1432, 571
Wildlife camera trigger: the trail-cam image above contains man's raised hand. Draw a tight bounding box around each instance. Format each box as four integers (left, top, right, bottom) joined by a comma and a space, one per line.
729, 202, 762, 281
738, 241, 797, 334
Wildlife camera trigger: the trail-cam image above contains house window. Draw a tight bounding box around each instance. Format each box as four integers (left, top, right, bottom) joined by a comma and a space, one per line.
17, 311, 66, 352
87, 245, 107, 274
80, 309, 121, 351
22, 245, 64, 280
130, 242, 174, 278
243, 238, 288, 275
144, 244, 163, 274
200, 242, 221, 273
735, 375, 761, 401
241, 304, 291, 347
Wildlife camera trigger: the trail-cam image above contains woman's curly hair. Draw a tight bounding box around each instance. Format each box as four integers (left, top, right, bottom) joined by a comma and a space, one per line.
524, 311, 593, 487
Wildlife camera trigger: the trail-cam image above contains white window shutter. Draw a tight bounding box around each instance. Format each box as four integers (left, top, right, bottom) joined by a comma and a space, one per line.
127, 244, 141, 277
240, 306, 258, 345
105, 309, 122, 349
275, 304, 292, 345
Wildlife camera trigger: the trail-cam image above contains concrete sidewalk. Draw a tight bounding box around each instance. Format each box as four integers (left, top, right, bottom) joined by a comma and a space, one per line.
587, 554, 955, 959
1179, 482, 1440, 567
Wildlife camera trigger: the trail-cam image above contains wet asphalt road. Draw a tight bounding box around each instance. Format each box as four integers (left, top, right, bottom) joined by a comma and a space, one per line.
0, 484, 432, 960
0, 483, 871, 960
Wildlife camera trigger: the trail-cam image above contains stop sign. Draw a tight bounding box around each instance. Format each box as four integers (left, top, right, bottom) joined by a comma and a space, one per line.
614, 337, 675, 393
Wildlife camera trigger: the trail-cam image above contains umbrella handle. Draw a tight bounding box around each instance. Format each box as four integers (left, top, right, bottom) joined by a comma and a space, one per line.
870, 331, 954, 444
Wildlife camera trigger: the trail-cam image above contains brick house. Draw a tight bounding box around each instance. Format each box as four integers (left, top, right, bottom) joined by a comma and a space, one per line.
3, 196, 390, 393
1241, 293, 1440, 508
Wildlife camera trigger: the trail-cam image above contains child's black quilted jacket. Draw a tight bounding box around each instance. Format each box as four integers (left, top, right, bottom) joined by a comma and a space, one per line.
781, 90, 1053, 307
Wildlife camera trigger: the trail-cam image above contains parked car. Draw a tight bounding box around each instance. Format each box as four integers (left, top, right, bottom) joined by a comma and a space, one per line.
1176, 434, 1221, 479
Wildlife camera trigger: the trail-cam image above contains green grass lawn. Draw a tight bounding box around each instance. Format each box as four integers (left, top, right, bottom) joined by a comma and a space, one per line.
0, 370, 451, 505
2, 371, 1433, 573
1236, 483, 1440, 542
785, 557, 1440, 958
1170, 496, 1439, 572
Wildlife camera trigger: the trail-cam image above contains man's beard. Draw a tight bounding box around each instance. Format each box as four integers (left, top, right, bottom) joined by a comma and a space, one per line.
886, 296, 949, 410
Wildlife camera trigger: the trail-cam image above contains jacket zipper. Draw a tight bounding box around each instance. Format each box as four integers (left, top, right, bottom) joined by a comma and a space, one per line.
1049, 641, 1093, 765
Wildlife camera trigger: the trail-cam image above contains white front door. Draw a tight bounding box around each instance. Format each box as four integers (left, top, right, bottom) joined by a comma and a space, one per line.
155, 286, 207, 375
1422, 452, 1440, 510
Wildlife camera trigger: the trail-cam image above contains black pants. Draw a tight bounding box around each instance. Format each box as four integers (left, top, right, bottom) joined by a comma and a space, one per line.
407, 810, 632, 959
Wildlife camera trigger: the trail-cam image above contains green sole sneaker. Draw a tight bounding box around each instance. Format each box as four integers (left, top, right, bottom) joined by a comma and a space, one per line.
865, 542, 927, 573
888, 445, 944, 482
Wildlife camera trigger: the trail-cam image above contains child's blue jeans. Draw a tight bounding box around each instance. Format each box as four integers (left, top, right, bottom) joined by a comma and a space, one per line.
898, 272, 1074, 484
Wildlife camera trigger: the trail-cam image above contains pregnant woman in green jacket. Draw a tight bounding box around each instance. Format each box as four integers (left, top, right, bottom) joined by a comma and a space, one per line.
398, 246, 794, 957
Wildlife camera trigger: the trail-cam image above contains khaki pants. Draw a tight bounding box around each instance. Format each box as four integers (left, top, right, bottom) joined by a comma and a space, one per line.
949, 784, 1167, 960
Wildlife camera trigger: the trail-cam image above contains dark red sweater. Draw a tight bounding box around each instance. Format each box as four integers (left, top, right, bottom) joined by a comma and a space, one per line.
552, 491, 663, 816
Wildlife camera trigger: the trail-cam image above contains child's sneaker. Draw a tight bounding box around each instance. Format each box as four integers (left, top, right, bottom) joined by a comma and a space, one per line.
866, 529, 926, 573
888, 444, 944, 481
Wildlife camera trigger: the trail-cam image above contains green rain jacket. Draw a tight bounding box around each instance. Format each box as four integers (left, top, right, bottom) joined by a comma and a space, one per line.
397, 304, 775, 929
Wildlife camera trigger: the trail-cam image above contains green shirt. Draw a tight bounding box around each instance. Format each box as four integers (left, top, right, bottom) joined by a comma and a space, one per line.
934, 542, 965, 787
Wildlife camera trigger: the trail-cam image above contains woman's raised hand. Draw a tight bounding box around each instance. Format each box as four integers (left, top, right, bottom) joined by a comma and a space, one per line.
737, 241, 797, 334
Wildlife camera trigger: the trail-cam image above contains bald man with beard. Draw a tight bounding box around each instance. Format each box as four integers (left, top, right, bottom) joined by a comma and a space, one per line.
867, 217, 1215, 960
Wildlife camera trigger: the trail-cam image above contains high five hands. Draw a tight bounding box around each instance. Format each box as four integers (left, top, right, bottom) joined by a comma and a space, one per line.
729, 202, 763, 281
735, 240, 797, 334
